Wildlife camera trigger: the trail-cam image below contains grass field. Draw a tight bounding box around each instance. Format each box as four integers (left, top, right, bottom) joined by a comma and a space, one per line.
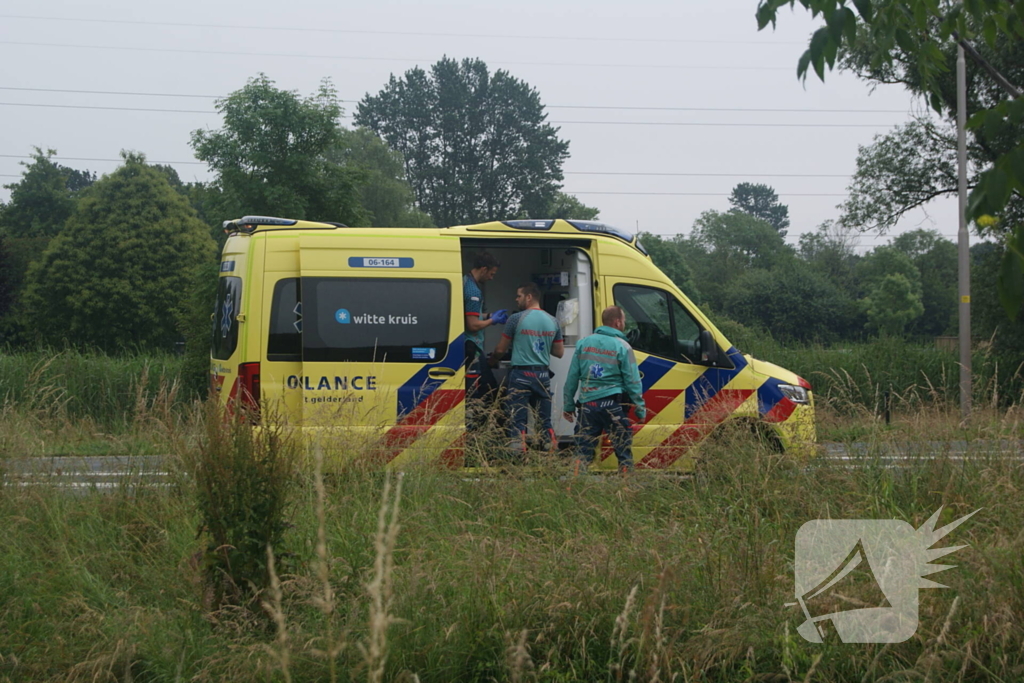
2, 404, 1023, 682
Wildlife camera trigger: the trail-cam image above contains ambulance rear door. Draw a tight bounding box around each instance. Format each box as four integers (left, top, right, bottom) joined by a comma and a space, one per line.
297, 232, 466, 466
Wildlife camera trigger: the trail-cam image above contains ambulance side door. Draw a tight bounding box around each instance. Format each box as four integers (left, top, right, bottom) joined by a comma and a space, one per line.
601, 278, 720, 469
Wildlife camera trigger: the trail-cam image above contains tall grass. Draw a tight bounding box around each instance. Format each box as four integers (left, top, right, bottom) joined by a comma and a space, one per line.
0, 349, 191, 431
738, 335, 1024, 414
3, 340, 1021, 437
2, 408, 1022, 681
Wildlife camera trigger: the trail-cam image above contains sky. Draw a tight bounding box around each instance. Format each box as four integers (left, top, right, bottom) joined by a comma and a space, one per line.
0, 0, 962, 250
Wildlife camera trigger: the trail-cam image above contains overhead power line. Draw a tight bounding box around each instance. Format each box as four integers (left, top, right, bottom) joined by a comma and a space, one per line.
546, 104, 909, 114
0, 14, 807, 46
0, 40, 797, 71
552, 120, 893, 128
567, 171, 851, 178
0, 86, 222, 99
0, 86, 912, 114
0, 102, 214, 114
569, 191, 848, 197
0, 102, 901, 128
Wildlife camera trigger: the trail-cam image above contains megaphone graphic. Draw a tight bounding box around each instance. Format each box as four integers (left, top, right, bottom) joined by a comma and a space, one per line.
797, 539, 891, 641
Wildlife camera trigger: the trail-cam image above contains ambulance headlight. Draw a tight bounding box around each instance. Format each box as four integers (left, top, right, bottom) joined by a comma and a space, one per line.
779, 384, 810, 404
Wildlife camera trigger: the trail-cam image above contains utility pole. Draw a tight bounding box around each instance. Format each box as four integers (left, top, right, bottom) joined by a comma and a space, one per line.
957, 44, 972, 421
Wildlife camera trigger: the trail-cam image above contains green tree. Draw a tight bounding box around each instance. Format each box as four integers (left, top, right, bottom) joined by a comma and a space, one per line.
756, 0, 1024, 314
20, 153, 217, 351
862, 273, 925, 336
683, 210, 796, 311
191, 74, 367, 226
722, 268, 855, 343
854, 246, 925, 336
546, 192, 600, 221
728, 182, 790, 236
972, 242, 1024, 359
355, 57, 570, 227
175, 260, 221, 398
840, 119, 963, 231
892, 229, 958, 336
0, 148, 95, 238
329, 128, 433, 227
637, 232, 699, 300
0, 237, 14, 321
689, 210, 795, 270
798, 220, 861, 291
855, 245, 922, 298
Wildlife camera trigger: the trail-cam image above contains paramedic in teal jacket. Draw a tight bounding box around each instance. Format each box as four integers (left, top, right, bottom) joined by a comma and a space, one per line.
562, 306, 647, 472
490, 282, 564, 454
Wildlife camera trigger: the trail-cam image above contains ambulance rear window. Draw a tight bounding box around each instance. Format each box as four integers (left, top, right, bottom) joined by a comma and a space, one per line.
211, 276, 242, 360
267, 278, 302, 362
302, 277, 451, 363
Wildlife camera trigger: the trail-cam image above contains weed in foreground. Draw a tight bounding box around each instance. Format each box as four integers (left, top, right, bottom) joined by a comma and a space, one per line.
181, 402, 300, 610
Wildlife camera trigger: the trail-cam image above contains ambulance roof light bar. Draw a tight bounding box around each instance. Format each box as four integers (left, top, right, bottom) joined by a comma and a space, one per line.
566, 220, 636, 245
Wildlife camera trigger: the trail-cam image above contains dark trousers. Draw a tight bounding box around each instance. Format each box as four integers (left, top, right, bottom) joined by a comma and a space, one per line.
507, 367, 555, 451
465, 341, 498, 432
575, 398, 634, 470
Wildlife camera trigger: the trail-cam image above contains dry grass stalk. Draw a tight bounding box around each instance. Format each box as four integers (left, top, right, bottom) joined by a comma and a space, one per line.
362, 471, 405, 683
507, 629, 535, 683
609, 584, 639, 681
802, 653, 823, 683
645, 593, 668, 683
262, 544, 293, 683
312, 445, 345, 682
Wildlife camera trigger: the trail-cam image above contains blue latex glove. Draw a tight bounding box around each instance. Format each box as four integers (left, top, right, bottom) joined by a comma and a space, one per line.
489, 309, 509, 324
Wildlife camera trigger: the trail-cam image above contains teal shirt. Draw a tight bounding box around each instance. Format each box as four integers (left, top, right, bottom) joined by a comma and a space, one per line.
563, 326, 646, 418
502, 308, 563, 367
463, 274, 485, 348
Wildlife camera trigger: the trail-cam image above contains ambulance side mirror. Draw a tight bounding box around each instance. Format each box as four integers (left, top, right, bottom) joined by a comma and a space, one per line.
699, 330, 719, 365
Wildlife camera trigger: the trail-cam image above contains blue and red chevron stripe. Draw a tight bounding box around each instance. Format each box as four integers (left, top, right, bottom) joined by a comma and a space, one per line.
396, 335, 466, 417
376, 335, 468, 463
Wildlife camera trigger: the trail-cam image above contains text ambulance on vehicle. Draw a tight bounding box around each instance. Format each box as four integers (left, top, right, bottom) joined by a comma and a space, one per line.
211, 216, 816, 470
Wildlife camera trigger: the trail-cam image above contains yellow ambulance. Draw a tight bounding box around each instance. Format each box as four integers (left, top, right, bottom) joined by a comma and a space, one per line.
210, 216, 815, 470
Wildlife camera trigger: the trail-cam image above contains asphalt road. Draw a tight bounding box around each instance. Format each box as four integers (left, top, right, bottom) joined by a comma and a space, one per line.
4, 441, 1021, 490
2, 455, 171, 490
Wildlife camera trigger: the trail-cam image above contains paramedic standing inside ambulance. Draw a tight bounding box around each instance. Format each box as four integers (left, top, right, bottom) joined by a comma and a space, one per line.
562, 306, 646, 472
490, 282, 564, 455
464, 252, 507, 432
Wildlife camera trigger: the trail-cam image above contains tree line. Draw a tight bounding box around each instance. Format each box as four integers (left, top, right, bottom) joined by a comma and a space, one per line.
0, 47, 1020, 388
641, 183, 1021, 367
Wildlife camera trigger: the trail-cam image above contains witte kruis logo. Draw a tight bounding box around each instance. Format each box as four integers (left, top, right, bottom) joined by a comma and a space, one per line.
792, 507, 979, 643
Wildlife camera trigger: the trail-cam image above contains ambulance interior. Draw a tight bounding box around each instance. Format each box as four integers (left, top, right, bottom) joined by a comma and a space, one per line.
460, 242, 594, 439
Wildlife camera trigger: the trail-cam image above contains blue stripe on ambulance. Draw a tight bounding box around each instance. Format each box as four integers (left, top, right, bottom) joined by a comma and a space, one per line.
637, 356, 674, 392
396, 334, 466, 417
683, 347, 747, 420
756, 377, 788, 416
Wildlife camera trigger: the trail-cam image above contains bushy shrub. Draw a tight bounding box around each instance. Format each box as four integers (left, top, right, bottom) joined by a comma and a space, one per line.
183, 403, 300, 608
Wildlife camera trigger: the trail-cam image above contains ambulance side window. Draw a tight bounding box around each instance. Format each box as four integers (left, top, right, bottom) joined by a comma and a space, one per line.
212, 276, 242, 361
302, 277, 451, 363
268, 278, 302, 362
613, 284, 704, 365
